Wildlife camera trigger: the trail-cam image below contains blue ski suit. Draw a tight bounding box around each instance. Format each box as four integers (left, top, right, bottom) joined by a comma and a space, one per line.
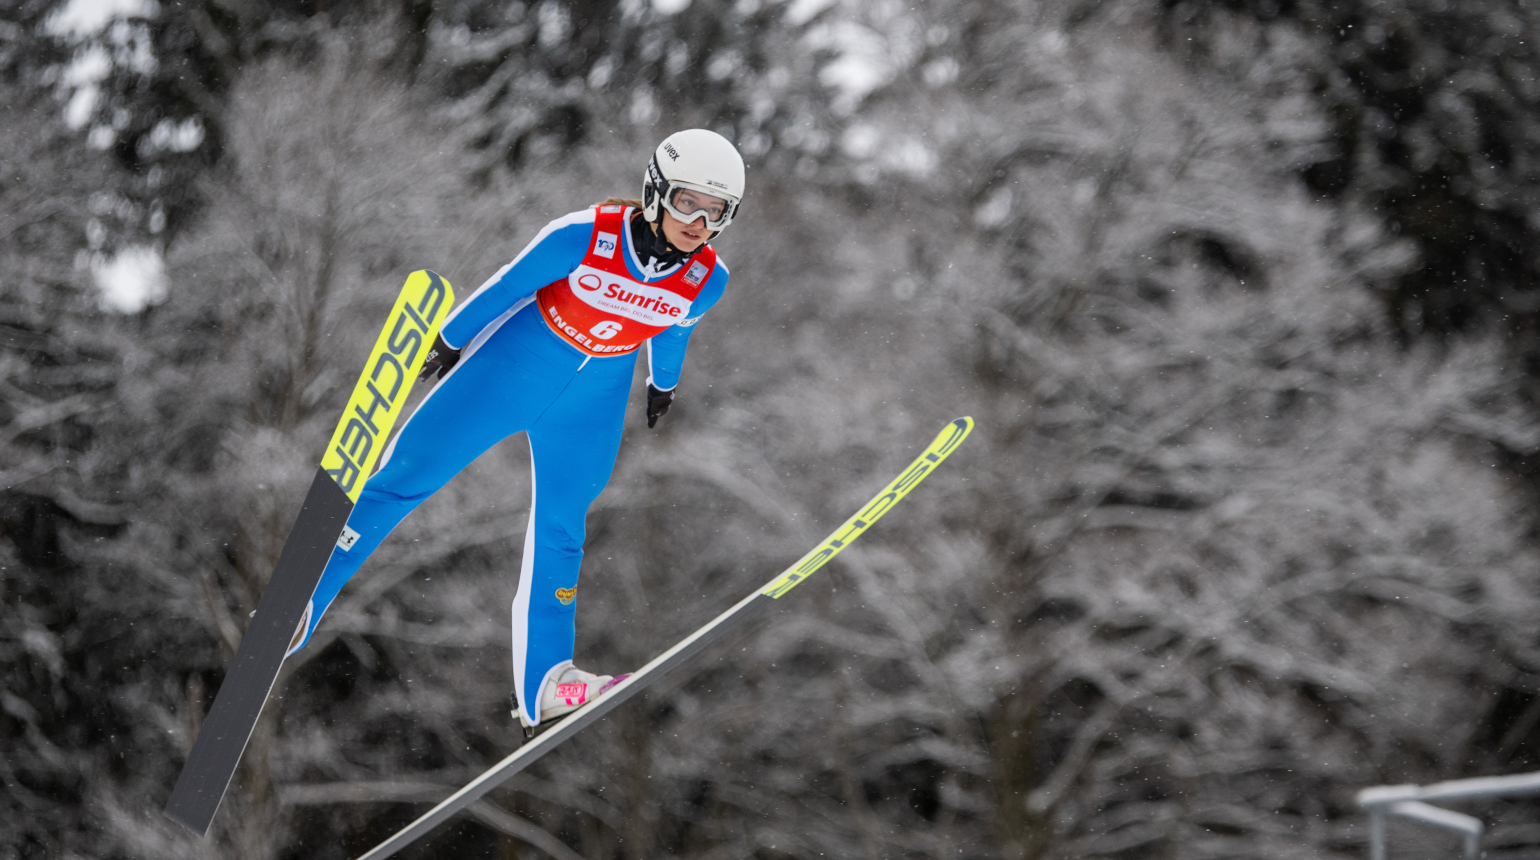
291, 206, 730, 725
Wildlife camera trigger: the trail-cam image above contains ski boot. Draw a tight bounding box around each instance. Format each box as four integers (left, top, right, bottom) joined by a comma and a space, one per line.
512, 661, 629, 741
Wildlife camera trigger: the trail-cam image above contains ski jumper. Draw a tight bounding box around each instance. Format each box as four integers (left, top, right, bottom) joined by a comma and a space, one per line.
291, 205, 730, 725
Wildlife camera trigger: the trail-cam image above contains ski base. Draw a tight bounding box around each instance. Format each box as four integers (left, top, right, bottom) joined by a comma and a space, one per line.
164, 468, 353, 834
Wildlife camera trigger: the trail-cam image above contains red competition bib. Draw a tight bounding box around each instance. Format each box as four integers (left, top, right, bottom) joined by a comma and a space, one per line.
535, 206, 717, 357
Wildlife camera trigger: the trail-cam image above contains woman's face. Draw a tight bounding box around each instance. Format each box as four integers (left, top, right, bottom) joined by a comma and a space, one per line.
659, 208, 710, 253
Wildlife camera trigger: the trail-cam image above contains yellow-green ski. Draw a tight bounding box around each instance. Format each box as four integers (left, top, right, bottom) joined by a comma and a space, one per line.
353, 417, 974, 860
165, 271, 454, 837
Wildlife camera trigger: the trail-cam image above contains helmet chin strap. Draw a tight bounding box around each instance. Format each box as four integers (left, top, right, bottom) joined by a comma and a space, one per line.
655, 220, 686, 256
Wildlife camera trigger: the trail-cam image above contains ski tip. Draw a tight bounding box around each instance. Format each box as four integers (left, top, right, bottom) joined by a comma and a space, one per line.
406, 269, 452, 293
935, 416, 974, 451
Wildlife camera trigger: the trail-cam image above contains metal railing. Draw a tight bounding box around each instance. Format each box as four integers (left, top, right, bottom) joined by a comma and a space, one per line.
1358, 771, 1540, 859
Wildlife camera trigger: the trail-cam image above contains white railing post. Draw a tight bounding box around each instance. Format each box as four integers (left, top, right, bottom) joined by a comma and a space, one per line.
1368, 806, 1386, 860
1356, 771, 1540, 859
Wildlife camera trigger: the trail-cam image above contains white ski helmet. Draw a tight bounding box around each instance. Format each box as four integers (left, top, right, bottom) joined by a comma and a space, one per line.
642, 129, 746, 232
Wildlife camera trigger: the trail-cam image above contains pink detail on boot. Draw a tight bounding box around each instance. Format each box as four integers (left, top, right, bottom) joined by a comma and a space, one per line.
556, 682, 588, 705
598, 674, 631, 695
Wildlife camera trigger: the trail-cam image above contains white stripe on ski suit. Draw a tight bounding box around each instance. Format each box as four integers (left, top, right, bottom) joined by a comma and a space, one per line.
508, 440, 579, 727
509, 445, 537, 723
436, 209, 596, 349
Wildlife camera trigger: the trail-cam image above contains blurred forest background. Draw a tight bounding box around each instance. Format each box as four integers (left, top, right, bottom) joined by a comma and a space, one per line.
6, 0, 1540, 857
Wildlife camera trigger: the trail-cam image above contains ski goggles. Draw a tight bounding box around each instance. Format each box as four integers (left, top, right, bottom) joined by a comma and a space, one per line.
660, 183, 737, 231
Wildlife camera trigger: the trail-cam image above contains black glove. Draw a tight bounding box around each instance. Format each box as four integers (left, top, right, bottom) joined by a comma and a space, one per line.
646, 383, 674, 428
418, 334, 462, 382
